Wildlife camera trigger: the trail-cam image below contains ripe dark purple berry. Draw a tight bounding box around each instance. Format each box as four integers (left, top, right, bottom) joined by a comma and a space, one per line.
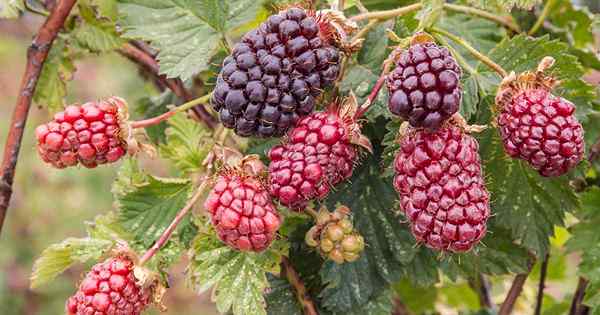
211, 7, 342, 138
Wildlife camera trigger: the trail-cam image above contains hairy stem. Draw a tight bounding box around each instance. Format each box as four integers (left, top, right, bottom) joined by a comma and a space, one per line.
529, 0, 556, 35
119, 43, 217, 129
139, 181, 208, 265
534, 254, 550, 315
499, 273, 530, 315
429, 27, 508, 77
0, 0, 77, 236
569, 277, 590, 315
130, 93, 212, 129
281, 256, 319, 315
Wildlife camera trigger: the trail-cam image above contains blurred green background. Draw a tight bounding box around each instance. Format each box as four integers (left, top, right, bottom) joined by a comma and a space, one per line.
0, 14, 217, 315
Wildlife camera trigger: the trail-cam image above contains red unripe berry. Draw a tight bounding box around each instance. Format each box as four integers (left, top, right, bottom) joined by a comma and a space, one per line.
205, 172, 281, 251
66, 256, 150, 315
393, 124, 490, 252
36, 97, 128, 169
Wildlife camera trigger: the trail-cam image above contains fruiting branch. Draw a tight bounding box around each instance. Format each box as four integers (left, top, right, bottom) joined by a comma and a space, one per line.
534, 254, 550, 315
119, 42, 217, 129
498, 272, 530, 315
429, 27, 508, 77
0, 0, 77, 236
529, 0, 556, 35
138, 180, 208, 265
569, 277, 590, 315
130, 93, 213, 129
280, 256, 318, 315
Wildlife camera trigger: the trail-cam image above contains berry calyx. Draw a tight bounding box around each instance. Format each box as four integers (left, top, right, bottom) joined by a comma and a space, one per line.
204, 156, 282, 252
66, 256, 151, 315
305, 205, 365, 264
36, 97, 129, 169
393, 118, 490, 252
495, 57, 584, 177
268, 96, 372, 210
211, 7, 347, 137
386, 34, 462, 130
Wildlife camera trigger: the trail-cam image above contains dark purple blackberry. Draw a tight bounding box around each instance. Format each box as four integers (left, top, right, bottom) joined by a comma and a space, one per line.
211, 7, 341, 138
386, 42, 462, 130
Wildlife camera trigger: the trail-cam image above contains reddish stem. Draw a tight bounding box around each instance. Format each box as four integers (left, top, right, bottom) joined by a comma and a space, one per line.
129, 93, 212, 129
499, 273, 530, 315
119, 43, 217, 129
354, 64, 391, 119
0, 0, 77, 236
138, 181, 207, 265
281, 256, 319, 315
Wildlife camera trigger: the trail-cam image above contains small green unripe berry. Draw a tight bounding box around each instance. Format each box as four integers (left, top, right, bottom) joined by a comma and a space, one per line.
316, 208, 332, 225
320, 239, 334, 253
328, 249, 345, 264
343, 251, 360, 262
341, 235, 362, 252
305, 226, 319, 247
338, 219, 353, 233
326, 225, 345, 242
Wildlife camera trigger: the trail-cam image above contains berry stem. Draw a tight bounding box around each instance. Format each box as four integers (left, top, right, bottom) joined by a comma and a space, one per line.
529, 0, 556, 36
351, 3, 421, 21
354, 60, 393, 119
281, 256, 318, 315
429, 27, 508, 78
138, 180, 209, 266
130, 93, 213, 129
0, 0, 77, 236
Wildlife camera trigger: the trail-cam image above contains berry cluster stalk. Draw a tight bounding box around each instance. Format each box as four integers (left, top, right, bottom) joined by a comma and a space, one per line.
0, 0, 77, 235
130, 93, 213, 130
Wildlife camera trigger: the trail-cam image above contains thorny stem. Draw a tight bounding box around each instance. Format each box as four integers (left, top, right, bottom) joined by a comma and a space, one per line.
130, 93, 213, 129
429, 27, 508, 78
138, 180, 208, 266
498, 273, 530, 315
569, 277, 590, 315
529, 0, 556, 36
351, 3, 520, 33
119, 43, 217, 129
534, 254, 550, 315
0, 0, 77, 236
281, 256, 319, 315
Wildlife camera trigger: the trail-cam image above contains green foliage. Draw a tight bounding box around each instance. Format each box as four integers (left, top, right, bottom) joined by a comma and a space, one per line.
73, 1, 124, 52
0, 0, 23, 18
33, 38, 75, 112
30, 238, 113, 288
187, 228, 285, 315
466, 0, 542, 11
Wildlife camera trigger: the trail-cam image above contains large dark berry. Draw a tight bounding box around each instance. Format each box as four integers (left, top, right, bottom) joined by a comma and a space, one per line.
66, 256, 150, 315
497, 88, 584, 177
268, 103, 370, 210
211, 7, 341, 137
204, 171, 281, 251
393, 124, 490, 252
387, 42, 462, 130
36, 97, 127, 169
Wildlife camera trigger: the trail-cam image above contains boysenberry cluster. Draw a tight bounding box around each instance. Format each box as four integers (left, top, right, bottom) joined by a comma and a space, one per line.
211, 7, 341, 137
387, 41, 462, 130
393, 123, 490, 252
205, 170, 281, 252
66, 256, 150, 315
36, 97, 128, 168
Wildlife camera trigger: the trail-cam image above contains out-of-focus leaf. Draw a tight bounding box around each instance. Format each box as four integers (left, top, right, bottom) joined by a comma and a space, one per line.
0, 0, 23, 18
393, 279, 437, 314
33, 38, 76, 113
30, 238, 113, 289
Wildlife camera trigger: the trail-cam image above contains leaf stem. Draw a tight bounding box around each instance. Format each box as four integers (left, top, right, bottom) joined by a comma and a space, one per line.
529, 0, 556, 36
281, 256, 318, 315
0, 0, 77, 236
130, 93, 212, 129
443, 3, 521, 33
138, 180, 208, 266
569, 277, 590, 315
429, 27, 508, 78
534, 253, 550, 315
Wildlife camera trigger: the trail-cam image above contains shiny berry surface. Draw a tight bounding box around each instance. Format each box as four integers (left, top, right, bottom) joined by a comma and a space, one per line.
66, 257, 150, 315
497, 88, 584, 177
211, 7, 341, 137
393, 126, 490, 252
35, 97, 126, 169
268, 111, 356, 210
204, 173, 281, 251
387, 42, 462, 129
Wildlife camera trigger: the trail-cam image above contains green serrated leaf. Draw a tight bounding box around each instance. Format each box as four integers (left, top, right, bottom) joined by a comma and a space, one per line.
73, 2, 124, 52
117, 0, 221, 80
159, 112, 213, 174
85, 212, 133, 241
116, 175, 193, 247
416, 0, 444, 31
30, 238, 113, 289
0, 0, 23, 18
188, 231, 285, 315
357, 22, 390, 73
343, 289, 393, 315
111, 157, 147, 196
266, 275, 303, 315
33, 38, 75, 112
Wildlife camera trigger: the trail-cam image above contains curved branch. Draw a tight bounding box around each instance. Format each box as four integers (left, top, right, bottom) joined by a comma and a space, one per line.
119, 43, 217, 129
0, 0, 77, 235
499, 273, 530, 315
281, 257, 318, 315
